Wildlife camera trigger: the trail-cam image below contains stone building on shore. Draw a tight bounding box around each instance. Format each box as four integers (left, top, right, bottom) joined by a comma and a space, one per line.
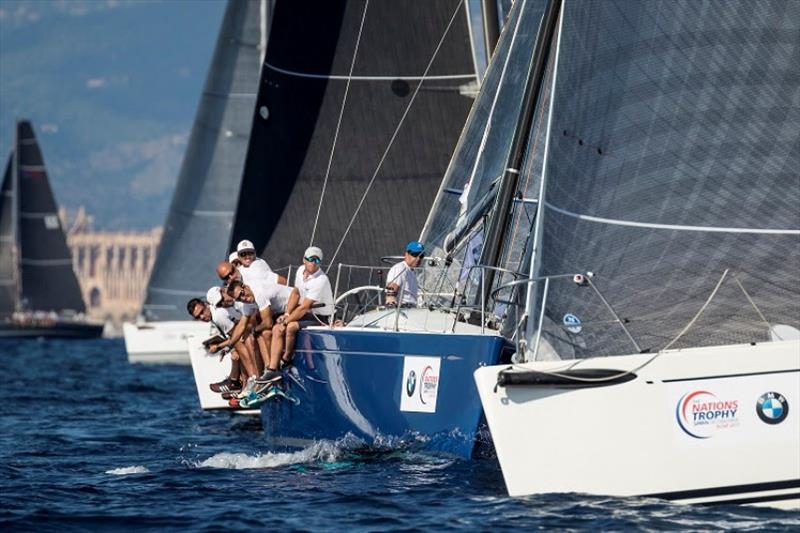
62, 208, 161, 335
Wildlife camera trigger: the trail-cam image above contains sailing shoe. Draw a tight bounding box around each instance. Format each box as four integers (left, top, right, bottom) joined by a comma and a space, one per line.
283, 365, 307, 392
255, 369, 283, 385
221, 391, 237, 400
210, 378, 241, 393
240, 386, 279, 408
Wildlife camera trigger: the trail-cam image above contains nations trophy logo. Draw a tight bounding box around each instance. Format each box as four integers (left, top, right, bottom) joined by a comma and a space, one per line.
676, 390, 739, 439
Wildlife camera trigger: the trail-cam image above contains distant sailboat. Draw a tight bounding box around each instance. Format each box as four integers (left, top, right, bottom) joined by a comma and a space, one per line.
0, 120, 103, 338
124, 0, 270, 363
472, 0, 800, 509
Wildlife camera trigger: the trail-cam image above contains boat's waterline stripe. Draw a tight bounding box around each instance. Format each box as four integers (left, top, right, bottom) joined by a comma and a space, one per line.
264, 62, 476, 81
21, 258, 72, 266
546, 203, 800, 235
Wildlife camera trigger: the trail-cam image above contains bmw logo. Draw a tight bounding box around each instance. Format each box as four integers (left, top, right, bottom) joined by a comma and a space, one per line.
756, 391, 788, 425
406, 370, 417, 397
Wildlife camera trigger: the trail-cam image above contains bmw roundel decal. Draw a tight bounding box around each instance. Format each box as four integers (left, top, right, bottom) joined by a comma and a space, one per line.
756, 391, 788, 425
406, 370, 417, 397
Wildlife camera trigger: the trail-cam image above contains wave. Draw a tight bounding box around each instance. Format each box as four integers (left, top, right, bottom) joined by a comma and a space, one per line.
105, 465, 150, 475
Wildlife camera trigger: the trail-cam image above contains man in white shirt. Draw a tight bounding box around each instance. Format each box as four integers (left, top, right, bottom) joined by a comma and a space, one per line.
235, 239, 288, 286
260, 246, 334, 384
226, 279, 298, 377
205, 286, 262, 380
186, 288, 258, 395
385, 240, 424, 307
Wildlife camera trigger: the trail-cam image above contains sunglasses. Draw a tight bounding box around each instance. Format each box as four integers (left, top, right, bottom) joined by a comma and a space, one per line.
221, 271, 235, 281
238, 250, 255, 258
407, 251, 424, 258
304, 256, 322, 264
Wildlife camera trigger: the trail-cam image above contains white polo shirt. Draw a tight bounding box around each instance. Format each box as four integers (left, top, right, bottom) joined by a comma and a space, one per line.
386, 260, 418, 306
210, 305, 241, 335
239, 258, 273, 286
294, 265, 334, 316
233, 300, 258, 317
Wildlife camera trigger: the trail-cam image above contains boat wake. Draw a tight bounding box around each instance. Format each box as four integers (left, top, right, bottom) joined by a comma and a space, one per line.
191, 433, 463, 471
193, 440, 344, 470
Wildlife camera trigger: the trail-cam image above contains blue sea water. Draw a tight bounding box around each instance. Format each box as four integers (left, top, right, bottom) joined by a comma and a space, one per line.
1, 339, 798, 531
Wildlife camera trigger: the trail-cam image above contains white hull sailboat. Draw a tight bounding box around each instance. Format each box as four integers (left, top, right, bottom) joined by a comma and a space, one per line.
123, 320, 211, 364
476, 338, 800, 509
463, 0, 800, 510
125, 0, 269, 364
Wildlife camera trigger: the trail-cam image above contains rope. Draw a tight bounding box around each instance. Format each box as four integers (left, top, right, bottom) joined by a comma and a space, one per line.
662, 269, 729, 351
327, 0, 465, 266
309, 0, 370, 246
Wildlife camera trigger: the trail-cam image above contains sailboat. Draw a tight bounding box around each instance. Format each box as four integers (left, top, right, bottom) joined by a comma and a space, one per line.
124, 0, 269, 363
472, 0, 800, 509
188, 0, 482, 411
0, 120, 104, 338
192, 0, 548, 457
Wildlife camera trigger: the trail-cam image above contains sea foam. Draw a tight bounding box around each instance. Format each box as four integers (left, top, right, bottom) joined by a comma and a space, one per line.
106, 465, 150, 475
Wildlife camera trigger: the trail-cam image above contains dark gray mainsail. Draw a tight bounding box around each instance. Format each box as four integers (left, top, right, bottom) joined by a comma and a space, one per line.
0, 153, 17, 314
534, 0, 800, 357
424, 0, 800, 358
229, 0, 478, 267
13, 120, 86, 313
143, 0, 268, 321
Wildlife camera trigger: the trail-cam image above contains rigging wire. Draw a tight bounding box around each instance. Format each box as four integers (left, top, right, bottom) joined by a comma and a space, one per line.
309, 0, 370, 246
327, 0, 466, 266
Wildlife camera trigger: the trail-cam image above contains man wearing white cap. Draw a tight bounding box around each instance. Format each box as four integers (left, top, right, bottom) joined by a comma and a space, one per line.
235, 239, 277, 285
202, 286, 261, 386
186, 289, 254, 395
260, 246, 334, 383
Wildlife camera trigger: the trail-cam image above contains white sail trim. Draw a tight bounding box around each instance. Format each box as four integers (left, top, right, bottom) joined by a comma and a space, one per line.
203, 91, 257, 99
148, 286, 205, 296
545, 203, 800, 235
264, 62, 475, 81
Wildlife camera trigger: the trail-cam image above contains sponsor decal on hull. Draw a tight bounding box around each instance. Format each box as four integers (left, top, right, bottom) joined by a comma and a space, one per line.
676, 390, 740, 439
400, 356, 441, 413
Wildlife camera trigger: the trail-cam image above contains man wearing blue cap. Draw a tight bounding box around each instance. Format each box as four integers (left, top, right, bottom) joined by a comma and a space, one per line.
385, 240, 424, 307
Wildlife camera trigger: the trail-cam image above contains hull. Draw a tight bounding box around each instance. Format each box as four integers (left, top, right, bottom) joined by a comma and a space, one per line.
0, 320, 103, 339
261, 327, 507, 458
123, 320, 211, 364
187, 334, 258, 415
475, 340, 800, 509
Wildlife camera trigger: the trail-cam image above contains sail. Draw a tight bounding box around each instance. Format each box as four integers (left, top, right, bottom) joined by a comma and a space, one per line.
532, 0, 800, 357
143, 0, 268, 321
420, 0, 549, 305
0, 153, 17, 314
229, 0, 477, 268
15, 120, 86, 313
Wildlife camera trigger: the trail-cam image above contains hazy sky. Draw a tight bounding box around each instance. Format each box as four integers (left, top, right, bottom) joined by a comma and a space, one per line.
0, 0, 225, 230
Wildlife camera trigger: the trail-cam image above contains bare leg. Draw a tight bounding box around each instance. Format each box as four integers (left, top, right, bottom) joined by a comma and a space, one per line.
282, 322, 300, 365
234, 337, 259, 380
255, 332, 271, 371
229, 357, 241, 381
269, 324, 285, 371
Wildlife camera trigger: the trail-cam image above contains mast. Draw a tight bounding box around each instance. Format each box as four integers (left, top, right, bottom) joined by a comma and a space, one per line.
481, 0, 500, 59
477, 0, 562, 307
